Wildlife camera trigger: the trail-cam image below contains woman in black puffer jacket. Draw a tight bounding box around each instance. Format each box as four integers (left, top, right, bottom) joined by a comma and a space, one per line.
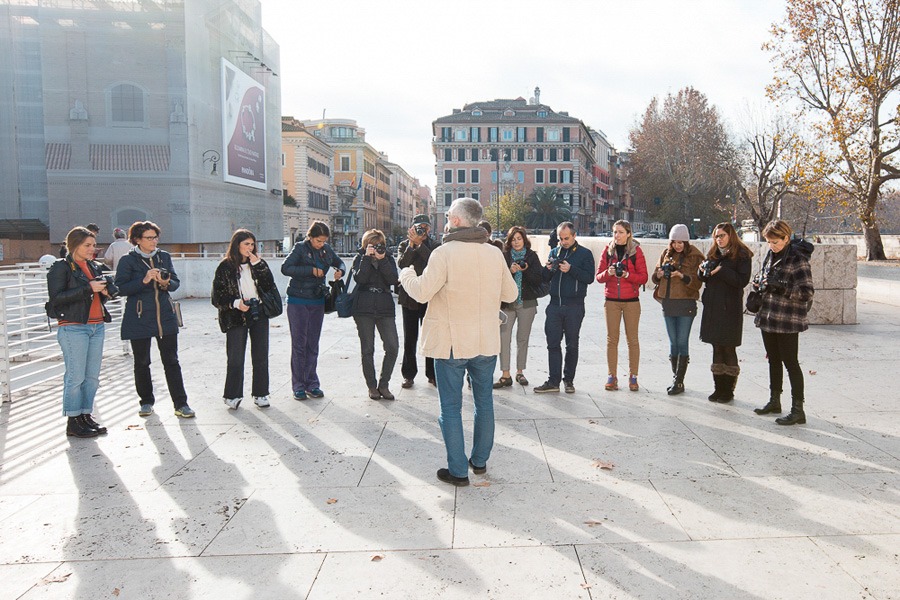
351, 229, 400, 400
211, 229, 279, 411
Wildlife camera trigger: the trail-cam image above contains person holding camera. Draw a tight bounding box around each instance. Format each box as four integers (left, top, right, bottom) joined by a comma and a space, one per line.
533, 222, 596, 394
281, 221, 345, 400
397, 214, 440, 388
752, 220, 815, 425
115, 221, 194, 418
650, 224, 705, 395
698, 222, 753, 404
596, 220, 649, 392
47, 226, 119, 438
211, 229, 278, 410
494, 226, 543, 388
351, 229, 400, 400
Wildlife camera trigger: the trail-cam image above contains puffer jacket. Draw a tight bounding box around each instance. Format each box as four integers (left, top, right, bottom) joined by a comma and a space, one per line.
541, 241, 595, 305
596, 240, 649, 301
210, 258, 278, 333
281, 239, 345, 300
46, 257, 118, 323
651, 244, 705, 302
351, 250, 399, 318
754, 239, 815, 334
501, 248, 544, 309
115, 250, 181, 340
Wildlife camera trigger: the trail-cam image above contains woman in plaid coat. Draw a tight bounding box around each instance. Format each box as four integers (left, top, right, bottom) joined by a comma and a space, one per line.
752, 220, 815, 425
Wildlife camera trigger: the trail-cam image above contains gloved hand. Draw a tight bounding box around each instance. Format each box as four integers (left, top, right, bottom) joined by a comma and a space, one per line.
765, 278, 787, 296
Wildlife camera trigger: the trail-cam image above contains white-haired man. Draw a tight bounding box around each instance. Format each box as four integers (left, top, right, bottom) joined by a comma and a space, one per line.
399, 198, 518, 486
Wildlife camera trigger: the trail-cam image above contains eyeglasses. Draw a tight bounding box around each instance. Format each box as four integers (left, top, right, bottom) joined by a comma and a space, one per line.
141, 235, 159, 241
714, 234, 728, 240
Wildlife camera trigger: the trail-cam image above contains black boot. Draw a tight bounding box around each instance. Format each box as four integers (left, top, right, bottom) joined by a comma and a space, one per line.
666, 355, 678, 393
66, 416, 100, 438
81, 414, 107, 434
668, 355, 689, 396
708, 374, 723, 401
754, 393, 782, 415
776, 397, 806, 425
714, 375, 736, 403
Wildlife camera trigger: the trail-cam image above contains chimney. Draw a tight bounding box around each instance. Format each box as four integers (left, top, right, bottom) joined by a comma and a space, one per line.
534, 86, 541, 105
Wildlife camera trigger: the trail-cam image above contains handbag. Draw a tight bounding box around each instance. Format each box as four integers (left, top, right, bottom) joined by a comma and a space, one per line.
172, 300, 184, 327
532, 280, 550, 299
335, 268, 358, 318
324, 279, 342, 314
745, 290, 762, 314
260, 286, 283, 318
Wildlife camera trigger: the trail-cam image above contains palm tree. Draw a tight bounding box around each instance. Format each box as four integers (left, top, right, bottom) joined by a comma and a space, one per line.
526, 186, 571, 230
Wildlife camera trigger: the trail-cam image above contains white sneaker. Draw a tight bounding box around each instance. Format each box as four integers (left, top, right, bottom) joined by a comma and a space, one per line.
224, 397, 242, 410
253, 396, 270, 408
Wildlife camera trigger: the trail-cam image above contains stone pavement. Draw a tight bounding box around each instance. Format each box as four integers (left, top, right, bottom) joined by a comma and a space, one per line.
0, 285, 898, 599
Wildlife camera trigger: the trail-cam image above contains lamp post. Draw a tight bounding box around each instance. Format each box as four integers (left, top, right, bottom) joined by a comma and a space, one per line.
494, 148, 501, 234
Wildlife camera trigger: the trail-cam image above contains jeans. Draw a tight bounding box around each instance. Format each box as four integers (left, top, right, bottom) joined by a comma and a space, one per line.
57, 323, 105, 416
761, 331, 804, 401
605, 300, 641, 376
401, 305, 435, 381
434, 353, 497, 478
224, 317, 270, 399
354, 314, 399, 388
131, 334, 188, 408
664, 315, 695, 356
544, 303, 585, 385
287, 303, 325, 391
499, 304, 538, 372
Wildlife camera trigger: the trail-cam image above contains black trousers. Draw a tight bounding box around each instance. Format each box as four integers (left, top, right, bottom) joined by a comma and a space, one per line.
131, 334, 188, 408
761, 331, 804, 401
354, 314, 399, 389
224, 316, 270, 399
401, 305, 434, 381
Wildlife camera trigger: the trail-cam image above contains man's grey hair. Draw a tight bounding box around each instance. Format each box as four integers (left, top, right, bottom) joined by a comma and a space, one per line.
447, 198, 483, 228
557, 221, 576, 235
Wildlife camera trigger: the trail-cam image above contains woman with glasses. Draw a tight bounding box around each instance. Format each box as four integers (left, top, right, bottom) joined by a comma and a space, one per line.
115, 221, 194, 418
47, 226, 118, 437
698, 222, 753, 404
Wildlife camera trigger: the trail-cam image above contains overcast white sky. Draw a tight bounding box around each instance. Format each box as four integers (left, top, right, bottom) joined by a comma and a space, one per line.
260, 0, 788, 190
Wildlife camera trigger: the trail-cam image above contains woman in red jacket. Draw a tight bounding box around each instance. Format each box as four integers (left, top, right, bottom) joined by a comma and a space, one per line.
596, 220, 648, 391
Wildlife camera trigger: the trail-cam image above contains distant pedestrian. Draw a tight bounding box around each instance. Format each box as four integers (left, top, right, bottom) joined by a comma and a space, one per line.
85, 223, 102, 260
101, 227, 132, 272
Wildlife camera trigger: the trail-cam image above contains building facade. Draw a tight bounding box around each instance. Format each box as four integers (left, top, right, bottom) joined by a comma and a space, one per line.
281, 118, 334, 246
1, 0, 283, 251
432, 88, 596, 233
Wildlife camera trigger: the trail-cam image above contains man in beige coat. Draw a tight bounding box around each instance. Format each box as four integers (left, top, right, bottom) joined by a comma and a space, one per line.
399, 198, 518, 486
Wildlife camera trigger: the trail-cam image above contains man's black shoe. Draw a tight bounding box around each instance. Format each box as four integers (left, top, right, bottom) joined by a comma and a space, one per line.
401, 379, 414, 389
437, 468, 469, 486
468, 459, 486, 475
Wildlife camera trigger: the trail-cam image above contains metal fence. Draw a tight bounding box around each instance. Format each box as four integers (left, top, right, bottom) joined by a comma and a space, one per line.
0, 267, 128, 403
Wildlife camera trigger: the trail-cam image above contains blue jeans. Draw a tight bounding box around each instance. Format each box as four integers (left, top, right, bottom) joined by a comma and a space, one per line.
57, 323, 105, 417
544, 303, 585, 385
664, 315, 694, 356
434, 353, 497, 478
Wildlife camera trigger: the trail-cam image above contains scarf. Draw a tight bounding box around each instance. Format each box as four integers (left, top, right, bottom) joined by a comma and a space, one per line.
135, 248, 159, 259
511, 248, 526, 304
442, 226, 489, 244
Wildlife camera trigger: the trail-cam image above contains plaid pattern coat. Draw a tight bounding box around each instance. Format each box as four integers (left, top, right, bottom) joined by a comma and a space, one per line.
754, 240, 815, 334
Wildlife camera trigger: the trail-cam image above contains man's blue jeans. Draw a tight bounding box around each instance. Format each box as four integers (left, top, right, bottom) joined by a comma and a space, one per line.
57, 323, 105, 416
663, 315, 694, 356
544, 303, 586, 385
434, 353, 497, 478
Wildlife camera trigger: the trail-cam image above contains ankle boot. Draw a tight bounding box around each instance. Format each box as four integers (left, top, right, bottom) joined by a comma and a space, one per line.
776, 398, 805, 425
81, 414, 107, 434
66, 416, 100, 438
668, 355, 689, 396
754, 393, 782, 415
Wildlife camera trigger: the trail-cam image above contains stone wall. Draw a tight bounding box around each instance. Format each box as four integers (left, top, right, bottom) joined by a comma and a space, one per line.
813, 234, 900, 260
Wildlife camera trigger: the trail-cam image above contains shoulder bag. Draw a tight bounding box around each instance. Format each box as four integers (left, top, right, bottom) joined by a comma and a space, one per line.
335, 268, 358, 318
260, 285, 283, 318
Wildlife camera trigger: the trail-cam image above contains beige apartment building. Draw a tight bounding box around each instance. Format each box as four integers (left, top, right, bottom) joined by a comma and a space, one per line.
281, 119, 335, 246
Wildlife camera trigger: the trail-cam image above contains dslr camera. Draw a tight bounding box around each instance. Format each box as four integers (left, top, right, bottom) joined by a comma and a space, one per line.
515, 259, 528, 269
700, 260, 718, 278
614, 261, 627, 277
246, 297, 261, 322
413, 223, 428, 237
157, 267, 170, 280
660, 263, 676, 279
373, 243, 386, 255
92, 275, 114, 286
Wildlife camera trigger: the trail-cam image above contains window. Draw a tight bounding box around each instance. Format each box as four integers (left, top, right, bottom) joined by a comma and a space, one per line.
457, 169, 466, 184
470, 127, 481, 142
562, 170, 572, 183
549, 170, 558, 184
502, 129, 514, 141
489, 149, 498, 162
110, 83, 144, 123
517, 127, 526, 142
489, 127, 498, 142
444, 169, 452, 183
535, 170, 544, 184
536, 127, 544, 142
340, 156, 350, 171
441, 126, 452, 141
471, 169, 480, 184
563, 148, 571, 161
547, 129, 560, 141
308, 191, 329, 210
471, 149, 479, 161
443, 148, 452, 162
444, 192, 453, 206
517, 148, 525, 162
535, 149, 544, 162
537, 110, 548, 117
331, 126, 355, 138
472, 109, 483, 116
491, 171, 498, 183
471, 192, 479, 201
457, 148, 466, 162
455, 129, 467, 141
517, 171, 525, 184
549, 149, 557, 162
562, 127, 570, 142
503, 149, 511, 161
563, 193, 572, 206
458, 192, 466, 198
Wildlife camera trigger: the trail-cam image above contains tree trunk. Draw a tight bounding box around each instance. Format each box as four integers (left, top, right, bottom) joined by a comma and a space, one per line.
862, 221, 886, 260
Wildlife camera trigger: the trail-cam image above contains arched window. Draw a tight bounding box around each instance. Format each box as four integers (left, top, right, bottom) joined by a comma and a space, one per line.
114, 207, 149, 231
110, 83, 145, 123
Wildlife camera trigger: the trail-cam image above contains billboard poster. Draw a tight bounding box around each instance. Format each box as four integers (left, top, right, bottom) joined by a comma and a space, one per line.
221, 58, 266, 189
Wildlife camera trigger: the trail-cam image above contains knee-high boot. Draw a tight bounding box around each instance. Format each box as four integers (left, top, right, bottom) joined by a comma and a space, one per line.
668, 355, 689, 396
713, 365, 739, 403
708, 363, 726, 401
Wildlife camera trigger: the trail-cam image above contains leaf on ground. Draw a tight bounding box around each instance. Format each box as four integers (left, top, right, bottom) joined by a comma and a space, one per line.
473, 481, 491, 487
584, 519, 605, 527
39, 573, 71, 585
581, 582, 592, 589
591, 459, 614, 470
326, 498, 338, 504
125, 425, 143, 430
808, 370, 817, 375
112, 588, 120, 597
307, 418, 318, 424
588, 419, 598, 424
370, 553, 385, 561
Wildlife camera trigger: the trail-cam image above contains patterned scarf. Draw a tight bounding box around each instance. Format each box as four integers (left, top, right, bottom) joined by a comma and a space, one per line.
511, 248, 526, 305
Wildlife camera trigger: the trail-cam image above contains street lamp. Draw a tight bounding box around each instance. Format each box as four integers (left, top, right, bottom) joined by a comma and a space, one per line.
202, 149, 220, 175
494, 148, 501, 234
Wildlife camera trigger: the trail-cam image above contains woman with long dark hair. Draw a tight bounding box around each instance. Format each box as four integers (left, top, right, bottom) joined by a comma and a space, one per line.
752, 220, 815, 425
115, 221, 194, 418
281, 221, 345, 400
698, 222, 753, 403
211, 229, 279, 410
494, 226, 543, 388
47, 226, 118, 437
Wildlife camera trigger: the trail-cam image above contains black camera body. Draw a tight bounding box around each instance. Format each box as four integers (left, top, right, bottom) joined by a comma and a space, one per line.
660, 263, 675, 279
157, 267, 170, 280
246, 297, 261, 321
413, 223, 428, 237
700, 260, 718, 278
614, 261, 627, 277
93, 275, 114, 285
547, 256, 560, 270
373, 243, 386, 255
515, 259, 528, 269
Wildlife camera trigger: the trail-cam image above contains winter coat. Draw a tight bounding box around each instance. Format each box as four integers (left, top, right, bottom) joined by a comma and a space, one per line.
351, 251, 399, 318
596, 240, 649, 301
754, 239, 815, 334
396, 235, 440, 310
115, 250, 181, 340
501, 248, 544, 309
541, 241, 595, 305
210, 258, 278, 333
698, 249, 752, 347
651, 245, 705, 302
281, 240, 345, 300
46, 257, 118, 324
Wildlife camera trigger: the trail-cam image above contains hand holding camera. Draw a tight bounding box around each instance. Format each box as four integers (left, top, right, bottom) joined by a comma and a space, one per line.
660, 263, 676, 280
613, 261, 627, 278
699, 260, 719, 278
89, 276, 109, 294
245, 297, 261, 321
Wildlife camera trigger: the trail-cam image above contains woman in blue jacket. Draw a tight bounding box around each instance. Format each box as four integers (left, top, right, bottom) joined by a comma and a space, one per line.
281, 221, 345, 400
115, 221, 194, 418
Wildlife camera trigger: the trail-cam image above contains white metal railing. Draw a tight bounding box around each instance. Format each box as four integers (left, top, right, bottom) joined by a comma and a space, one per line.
0, 269, 129, 402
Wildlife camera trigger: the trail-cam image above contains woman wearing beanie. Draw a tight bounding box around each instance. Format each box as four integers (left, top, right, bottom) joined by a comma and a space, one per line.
650, 224, 705, 395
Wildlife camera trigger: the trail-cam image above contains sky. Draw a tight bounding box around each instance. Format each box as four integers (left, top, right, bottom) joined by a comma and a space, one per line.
260, 0, 788, 191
